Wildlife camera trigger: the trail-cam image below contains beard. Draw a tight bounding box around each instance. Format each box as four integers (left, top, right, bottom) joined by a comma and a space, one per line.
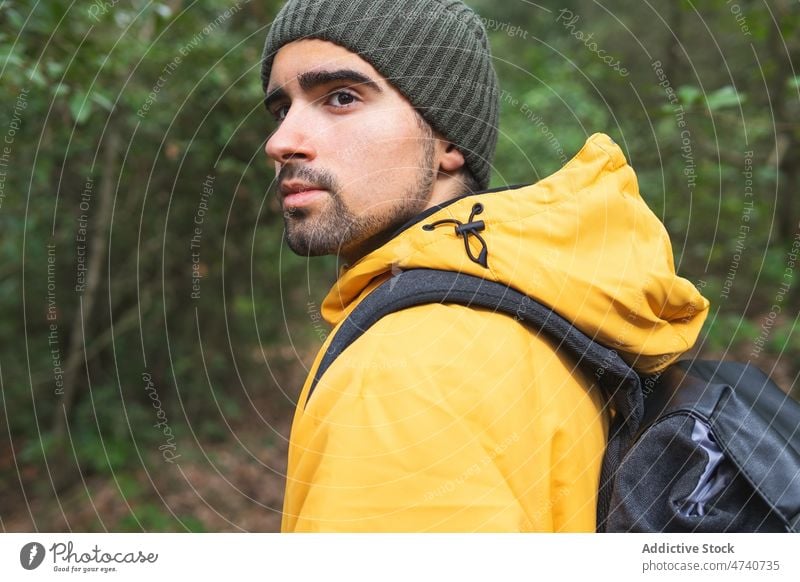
279, 136, 436, 264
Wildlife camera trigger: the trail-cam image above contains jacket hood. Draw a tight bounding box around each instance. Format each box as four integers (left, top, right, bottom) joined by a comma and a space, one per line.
320, 133, 710, 374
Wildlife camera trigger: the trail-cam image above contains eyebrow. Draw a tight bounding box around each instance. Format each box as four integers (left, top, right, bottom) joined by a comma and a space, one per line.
264, 68, 383, 111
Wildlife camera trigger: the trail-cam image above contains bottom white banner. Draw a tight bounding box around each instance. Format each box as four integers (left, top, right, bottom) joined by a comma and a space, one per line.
1, 533, 798, 581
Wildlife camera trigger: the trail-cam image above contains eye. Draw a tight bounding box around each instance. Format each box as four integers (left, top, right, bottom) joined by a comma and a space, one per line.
272, 104, 289, 123
325, 90, 358, 109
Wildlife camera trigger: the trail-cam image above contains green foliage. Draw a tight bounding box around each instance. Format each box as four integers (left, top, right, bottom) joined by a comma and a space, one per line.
117, 503, 207, 532
1, 0, 291, 530
702, 312, 760, 353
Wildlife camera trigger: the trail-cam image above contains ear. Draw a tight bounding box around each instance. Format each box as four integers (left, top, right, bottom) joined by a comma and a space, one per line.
438, 141, 466, 173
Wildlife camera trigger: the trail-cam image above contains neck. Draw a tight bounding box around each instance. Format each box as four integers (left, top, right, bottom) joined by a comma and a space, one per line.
340, 173, 470, 267
424, 171, 471, 211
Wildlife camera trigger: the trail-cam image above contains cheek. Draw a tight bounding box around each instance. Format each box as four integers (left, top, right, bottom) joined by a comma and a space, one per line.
330, 113, 425, 188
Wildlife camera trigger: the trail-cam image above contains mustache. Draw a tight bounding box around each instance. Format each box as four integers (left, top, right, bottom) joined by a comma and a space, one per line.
277, 164, 339, 196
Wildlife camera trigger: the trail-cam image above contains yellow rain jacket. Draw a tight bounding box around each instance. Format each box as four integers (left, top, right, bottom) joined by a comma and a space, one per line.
281, 133, 710, 532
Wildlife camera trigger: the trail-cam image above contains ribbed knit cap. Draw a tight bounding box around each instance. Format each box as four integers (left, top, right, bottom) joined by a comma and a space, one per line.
261, 0, 499, 189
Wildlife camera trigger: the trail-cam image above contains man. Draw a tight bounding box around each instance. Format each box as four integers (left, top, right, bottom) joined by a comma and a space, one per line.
261, 0, 709, 532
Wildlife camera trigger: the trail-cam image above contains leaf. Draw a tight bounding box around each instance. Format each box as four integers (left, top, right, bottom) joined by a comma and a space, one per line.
27, 65, 47, 87
154, 3, 173, 18
91, 91, 114, 111
45, 60, 64, 77
7, 8, 24, 29
69, 91, 92, 125
677, 85, 702, 106
705, 85, 743, 111
0, 50, 24, 68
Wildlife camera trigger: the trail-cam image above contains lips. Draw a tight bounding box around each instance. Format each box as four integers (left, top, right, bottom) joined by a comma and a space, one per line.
280, 181, 327, 208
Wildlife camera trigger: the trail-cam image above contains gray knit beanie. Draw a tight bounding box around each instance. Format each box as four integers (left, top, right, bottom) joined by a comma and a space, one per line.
261, 0, 499, 190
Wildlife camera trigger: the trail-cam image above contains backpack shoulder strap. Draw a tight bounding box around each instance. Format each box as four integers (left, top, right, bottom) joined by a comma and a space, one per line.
307, 268, 641, 417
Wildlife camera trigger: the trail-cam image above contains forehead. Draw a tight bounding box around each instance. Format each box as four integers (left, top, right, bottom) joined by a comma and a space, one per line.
267, 38, 386, 91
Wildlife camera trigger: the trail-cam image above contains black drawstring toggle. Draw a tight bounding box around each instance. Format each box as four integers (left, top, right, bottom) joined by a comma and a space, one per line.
455, 220, 485, 235
422, 203, 489, 268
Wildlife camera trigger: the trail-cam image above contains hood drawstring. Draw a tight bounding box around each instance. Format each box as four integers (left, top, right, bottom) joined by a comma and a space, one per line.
422, 202, 489, 268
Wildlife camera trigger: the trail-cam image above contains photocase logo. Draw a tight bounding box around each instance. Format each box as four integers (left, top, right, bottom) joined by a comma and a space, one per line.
20, 542, 46, 570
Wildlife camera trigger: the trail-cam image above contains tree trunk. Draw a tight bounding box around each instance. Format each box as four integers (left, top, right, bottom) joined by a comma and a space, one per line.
51, 127, 121, 441
766, 0, 799, 244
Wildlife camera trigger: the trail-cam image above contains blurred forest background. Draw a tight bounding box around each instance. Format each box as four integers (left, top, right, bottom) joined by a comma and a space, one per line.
0, 0, 798, 532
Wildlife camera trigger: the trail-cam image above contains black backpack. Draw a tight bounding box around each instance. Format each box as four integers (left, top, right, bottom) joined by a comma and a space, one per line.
306, 268, 800, 532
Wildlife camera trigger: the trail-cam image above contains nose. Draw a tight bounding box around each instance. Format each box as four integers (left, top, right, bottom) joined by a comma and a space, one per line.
265, 106, 317, 165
